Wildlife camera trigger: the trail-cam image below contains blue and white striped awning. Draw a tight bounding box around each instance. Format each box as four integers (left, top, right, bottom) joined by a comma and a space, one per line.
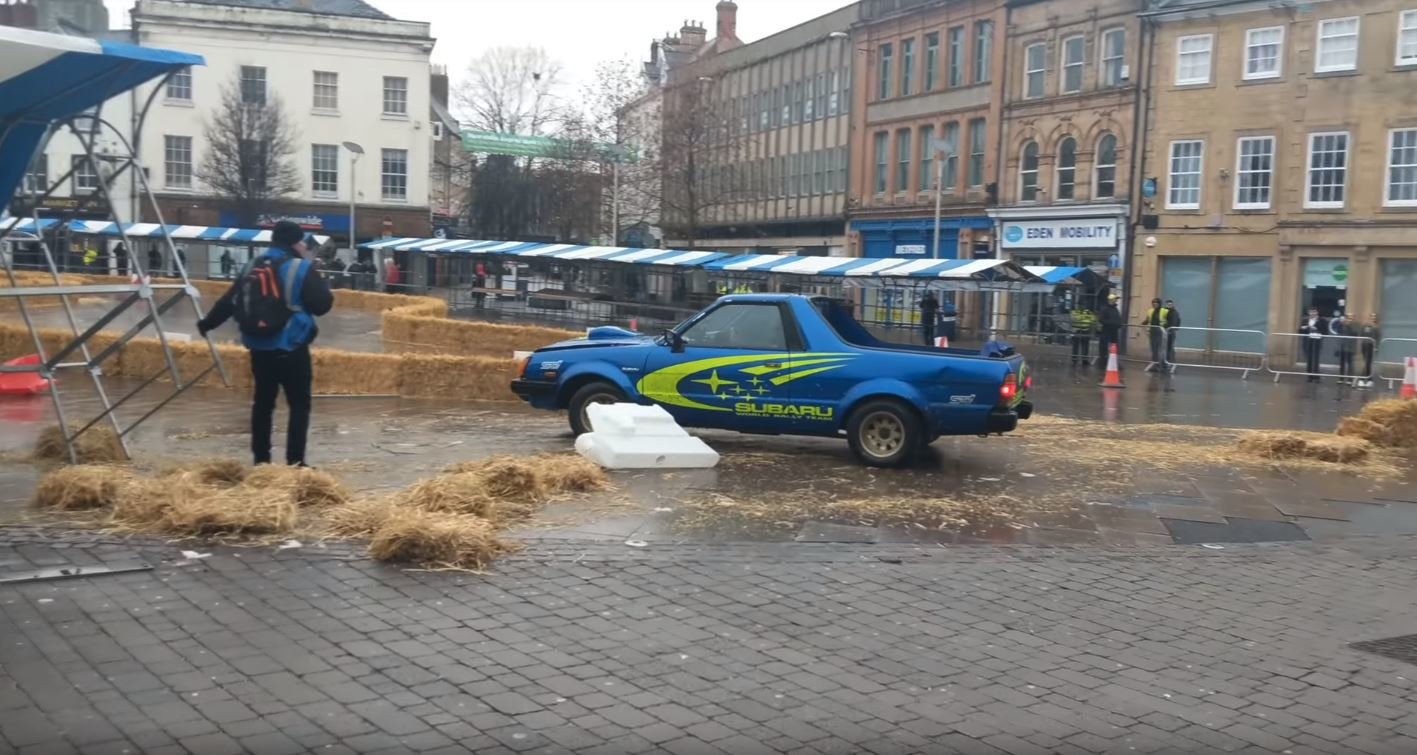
362, 237, 729, 267
0, 27, 202, 210
1024, 265, 1086, 284
0, 217, 59, 237
68, 220, 328, 245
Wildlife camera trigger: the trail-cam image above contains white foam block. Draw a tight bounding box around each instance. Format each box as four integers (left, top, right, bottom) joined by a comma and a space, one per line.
576, 403, 719, 469
513, 350, 532, 360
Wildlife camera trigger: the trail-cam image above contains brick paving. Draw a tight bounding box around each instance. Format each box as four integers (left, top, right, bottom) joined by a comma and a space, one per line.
4, 531, 1417, 754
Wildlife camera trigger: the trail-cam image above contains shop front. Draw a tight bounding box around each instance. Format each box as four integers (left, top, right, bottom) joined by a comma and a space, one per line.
849, 217, 992, 330
988, 205, 1128, 337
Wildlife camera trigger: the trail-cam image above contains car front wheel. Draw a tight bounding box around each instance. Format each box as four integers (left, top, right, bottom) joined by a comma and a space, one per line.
567, 381, 625, 436
846, 399, 922, 468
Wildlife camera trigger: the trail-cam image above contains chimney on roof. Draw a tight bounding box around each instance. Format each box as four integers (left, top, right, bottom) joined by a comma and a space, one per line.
680, 18, 706, 47
716, 1, 737, 42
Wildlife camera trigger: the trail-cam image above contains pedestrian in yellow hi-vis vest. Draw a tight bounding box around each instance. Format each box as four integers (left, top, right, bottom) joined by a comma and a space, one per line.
82, 247, 98, 267
1069, 307, 1098, 365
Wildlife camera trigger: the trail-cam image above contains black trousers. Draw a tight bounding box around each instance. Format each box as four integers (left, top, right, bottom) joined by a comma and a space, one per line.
1303, 338, 1323, 377
1071, 334, 1091, 361
250, 347, 312, 466
922, 318, 936, 345
1362, 343, 1376, 378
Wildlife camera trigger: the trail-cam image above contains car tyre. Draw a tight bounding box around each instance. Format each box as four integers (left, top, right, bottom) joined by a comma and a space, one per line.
846, 399, 922, 468
567, 381, 625, 436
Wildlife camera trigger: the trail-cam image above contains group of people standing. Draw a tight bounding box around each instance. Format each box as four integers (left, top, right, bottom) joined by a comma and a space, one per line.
1065, 292, 1125, 367
1300, 308, 1381, 387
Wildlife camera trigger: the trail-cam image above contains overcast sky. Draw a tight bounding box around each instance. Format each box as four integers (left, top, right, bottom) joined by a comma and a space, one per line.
104, 0, 849, 91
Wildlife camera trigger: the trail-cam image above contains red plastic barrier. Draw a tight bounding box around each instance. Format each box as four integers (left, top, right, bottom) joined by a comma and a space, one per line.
0, 354, 50, 395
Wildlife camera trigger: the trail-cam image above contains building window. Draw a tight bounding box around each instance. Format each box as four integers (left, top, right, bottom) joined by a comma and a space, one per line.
1305, 131, 1348, 208
163, 135, 192, 190
71, 155, 98, 192
761, 92, 772, 129
805, 78, 816, 120
1167, 140, 1204, 209
313, 71, 339, 110
1399, 10, 1417, 66
941, 121, 959, 192
1244, 27, 1283, 80
23, 154, 47, 194
240, 66, 266, 105
974, 21, 993, 84
968, 118, 986, 188
1175, 34, 1213, 85
873, 131, 888, 194
1056, 137, 1077, 199
1060, 35, 1085, 94
1095, 133, 1117, 198
381, 148, 408, 201
900, 37, 915, 96
1024, 43, 1045, 98
924, 32, 940, 91
780, 85, 790, 125
1235, 135, 1274, 209
877, 43, 893, 100
312, 143, 339, 197
895, 128, 911, 193
383, 76, 408, 115
1019, 142, 1040, 202
1387, 129, 1417, 206
1315, 17, 1359, 73
947, 26, 964, 88
166, 67, 192, 101
815, 72, 828, 118
431, 121, 444, 140
1100, 29, 1126, 87
828, 70, 841, 115
919, 125, 935, 191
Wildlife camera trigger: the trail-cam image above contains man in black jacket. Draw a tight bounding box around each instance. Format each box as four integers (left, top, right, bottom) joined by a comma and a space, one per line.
1298, 306, 1328, 383
197, 221, 334, 466
1097, 293, 1124, 366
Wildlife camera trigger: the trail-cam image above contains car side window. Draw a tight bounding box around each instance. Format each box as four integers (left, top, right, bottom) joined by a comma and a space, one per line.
680, 303, 788, 351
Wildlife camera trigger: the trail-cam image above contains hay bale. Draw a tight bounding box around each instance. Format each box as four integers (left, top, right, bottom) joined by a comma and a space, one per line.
535, 454, 610, 494
398, 472, 537, 524
243, 465, 349, 508
160, 485, 297, 536
33, 465, 130, 510
110, 472, 210, 527
1237, 431, 1371, 464
1337, 400, 1417, 448
366, 507, 509, 569
165, 459, 247, 488
32, 425, 126, 464
324, 499, 398, 537
312, 349, 402, 395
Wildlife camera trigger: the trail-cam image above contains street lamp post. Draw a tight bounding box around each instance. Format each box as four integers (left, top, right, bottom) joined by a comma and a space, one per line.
341, 141, 364, 264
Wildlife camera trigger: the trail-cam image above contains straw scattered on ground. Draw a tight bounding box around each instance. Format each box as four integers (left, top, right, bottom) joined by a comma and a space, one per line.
366, 507, 515, 571
674, 491, 1075, 537
242, 465, 350, 508
1336, 400, 1417, 448
1237, 432, 1372, 464
32, 425, 125, 464
32, 465, 131, 511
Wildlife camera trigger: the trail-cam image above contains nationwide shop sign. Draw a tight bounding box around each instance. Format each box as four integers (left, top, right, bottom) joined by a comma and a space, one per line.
1001, 218, 1117, 250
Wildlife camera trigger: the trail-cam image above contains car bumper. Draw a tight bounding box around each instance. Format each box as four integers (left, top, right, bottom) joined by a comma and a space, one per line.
510, 379, 556, 403
986, 400, 1033, 433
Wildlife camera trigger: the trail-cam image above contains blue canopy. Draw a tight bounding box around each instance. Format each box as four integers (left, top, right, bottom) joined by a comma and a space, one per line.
0, 26, 203, 209
363, 237, 730, 268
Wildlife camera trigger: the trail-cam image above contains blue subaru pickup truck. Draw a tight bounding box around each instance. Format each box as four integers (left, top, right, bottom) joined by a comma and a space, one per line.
511, 294, 1032, 467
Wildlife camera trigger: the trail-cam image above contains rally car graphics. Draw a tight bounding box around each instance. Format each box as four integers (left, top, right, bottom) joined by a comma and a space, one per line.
635, 353, 856, 413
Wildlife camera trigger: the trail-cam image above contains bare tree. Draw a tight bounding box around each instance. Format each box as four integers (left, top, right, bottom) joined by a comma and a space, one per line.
195, 73, 300, 226
658, 82, 740, 250
455, 47, 565, 138
573, 58, 661, 245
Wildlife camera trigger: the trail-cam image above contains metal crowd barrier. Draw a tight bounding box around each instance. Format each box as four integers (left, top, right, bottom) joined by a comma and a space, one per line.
1376, 337, 1417, 387
1165, 327, 1267, 378
1265, 332, 1377, 383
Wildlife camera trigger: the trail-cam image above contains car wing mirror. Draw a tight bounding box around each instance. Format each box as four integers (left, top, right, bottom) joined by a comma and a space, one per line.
664, 329, 685, 353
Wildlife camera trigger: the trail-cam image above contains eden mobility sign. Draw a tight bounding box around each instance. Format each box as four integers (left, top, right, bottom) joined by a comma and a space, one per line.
1001, 219, 1117, 250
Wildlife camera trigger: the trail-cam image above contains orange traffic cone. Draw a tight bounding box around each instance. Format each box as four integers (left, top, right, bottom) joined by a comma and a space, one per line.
1402, 357, 1416, 400
629, 318, 638, 332
1099, 344, 1125, 389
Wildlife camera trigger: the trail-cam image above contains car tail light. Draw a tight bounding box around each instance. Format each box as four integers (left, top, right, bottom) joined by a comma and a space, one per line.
1024, 374, 1033, 391
999, 374, 1018, 404
518, 356, 531, 377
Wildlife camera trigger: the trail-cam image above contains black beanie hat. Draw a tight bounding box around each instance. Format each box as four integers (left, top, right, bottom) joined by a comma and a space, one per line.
271, 220, 304, 249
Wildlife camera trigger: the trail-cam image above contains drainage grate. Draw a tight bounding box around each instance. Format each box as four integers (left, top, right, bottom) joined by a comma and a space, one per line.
1162, 517, 1310, 545
1350, 635, 1417, 666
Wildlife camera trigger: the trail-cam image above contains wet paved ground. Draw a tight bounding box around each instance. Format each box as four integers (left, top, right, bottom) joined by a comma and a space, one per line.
4, 533, 1417, 754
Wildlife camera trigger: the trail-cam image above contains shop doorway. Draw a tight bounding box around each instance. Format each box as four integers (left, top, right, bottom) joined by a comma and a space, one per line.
1301, 258, 1349, 320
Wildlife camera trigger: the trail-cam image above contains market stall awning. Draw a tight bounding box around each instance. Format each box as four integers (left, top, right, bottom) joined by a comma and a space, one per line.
0, 26, 202, 210
0, 217, 60, 236
1024, 265, 1086, 284
68, 220, 328, 245
364, 237, 730, 267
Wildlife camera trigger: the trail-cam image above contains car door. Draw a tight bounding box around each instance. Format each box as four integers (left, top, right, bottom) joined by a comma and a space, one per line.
639, 302, 797, 433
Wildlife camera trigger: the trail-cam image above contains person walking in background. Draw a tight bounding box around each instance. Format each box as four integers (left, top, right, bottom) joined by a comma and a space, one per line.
473, 262, 488, 309
939, 297, 958, 344
219, 249, 234, 278
197, 222, 333, 467
1299, 306, 1329, 383
113, 242, 128, 276
147, 244, 161, 277
1330, 313, 1355, 385
1358, 314, 1381, 389
1164, 299, 1182, 366
1141, 298, 1172, 372
919, 290, 939, 345
1069, 305, 1097, 365
1097, 293, 1123, 367
383, 258, 402, 294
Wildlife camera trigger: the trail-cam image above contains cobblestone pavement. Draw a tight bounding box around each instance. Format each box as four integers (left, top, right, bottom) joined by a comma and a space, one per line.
4, 531, 1417, 754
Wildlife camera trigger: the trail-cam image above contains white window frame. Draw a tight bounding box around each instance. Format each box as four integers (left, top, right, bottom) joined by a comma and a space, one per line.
1384, 128, 1417, 208
313, 71, 339, 111
1060, 35, 1085, 94
382, 76, 408, 116
1243, 26, 1284, 80
1398, 10, 1417, 66
381, 148, 408, 201
163, 135, 193, 191
1055, 137, 1078, 200
1100, 28, 1126, 87
1175, 33, 1213, 85
1314, 17, 1359, 74
1019, 142, 1040, 202
1024, 42, 1046, 98
1304, 131, 1349, 209
311, 143, 339, 198
431, 121, 444, 140
1166, 140, 1204, 210
165, 67, 192, 101
1094, 133, 1117, 198
1233, 135, 1275, 210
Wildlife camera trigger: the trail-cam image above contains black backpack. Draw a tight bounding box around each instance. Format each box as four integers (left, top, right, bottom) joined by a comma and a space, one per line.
232, 254, 300, 338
